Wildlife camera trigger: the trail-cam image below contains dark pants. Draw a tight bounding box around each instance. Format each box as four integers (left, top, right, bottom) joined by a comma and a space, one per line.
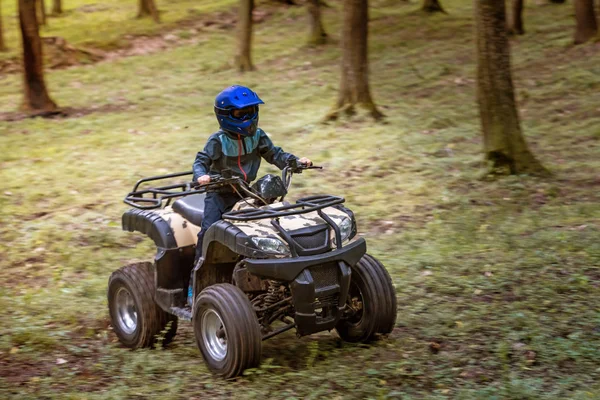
194, 192, 240, 264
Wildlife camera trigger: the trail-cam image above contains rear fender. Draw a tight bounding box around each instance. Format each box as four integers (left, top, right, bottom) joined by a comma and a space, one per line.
122, 208, 196, 309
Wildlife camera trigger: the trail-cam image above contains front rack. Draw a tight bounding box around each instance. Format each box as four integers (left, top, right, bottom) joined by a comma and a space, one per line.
222, 195, 345, 221
123, 171, 241, 210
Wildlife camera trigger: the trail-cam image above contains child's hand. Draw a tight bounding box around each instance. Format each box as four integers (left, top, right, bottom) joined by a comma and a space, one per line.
197, 175, 211, 185
298, 157, 313, 166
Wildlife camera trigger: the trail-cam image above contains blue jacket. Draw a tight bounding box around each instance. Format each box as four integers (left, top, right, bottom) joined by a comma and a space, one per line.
193, 128, 297, 182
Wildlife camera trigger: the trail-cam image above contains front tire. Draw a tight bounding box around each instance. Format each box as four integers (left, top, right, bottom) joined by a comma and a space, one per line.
108, 262, 178, 348
335, 254, 397, 342
193, 283, 262, 378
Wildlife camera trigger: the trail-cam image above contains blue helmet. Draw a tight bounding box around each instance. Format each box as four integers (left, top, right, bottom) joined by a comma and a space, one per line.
214, 85, 265, 137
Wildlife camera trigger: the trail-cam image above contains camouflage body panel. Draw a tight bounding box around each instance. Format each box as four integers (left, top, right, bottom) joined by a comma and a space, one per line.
145, 199, 350, 250
154, 206, 201, 247
226, 201, 350, 242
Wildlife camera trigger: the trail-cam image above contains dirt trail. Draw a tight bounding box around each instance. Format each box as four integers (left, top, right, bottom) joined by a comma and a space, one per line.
0, 8, 275, 75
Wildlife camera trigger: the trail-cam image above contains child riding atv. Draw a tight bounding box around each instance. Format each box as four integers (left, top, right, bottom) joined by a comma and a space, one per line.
190, 85, 312, 303
111, 87, 397, 378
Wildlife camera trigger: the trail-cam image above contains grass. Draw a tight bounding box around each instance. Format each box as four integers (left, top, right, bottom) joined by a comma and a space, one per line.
1, 0, 599, 398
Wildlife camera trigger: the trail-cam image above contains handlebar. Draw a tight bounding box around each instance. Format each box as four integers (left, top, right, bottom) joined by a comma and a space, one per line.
124, 161, 323, 210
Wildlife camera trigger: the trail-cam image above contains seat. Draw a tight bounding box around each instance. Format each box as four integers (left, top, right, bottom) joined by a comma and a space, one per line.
172, 193, 206, 227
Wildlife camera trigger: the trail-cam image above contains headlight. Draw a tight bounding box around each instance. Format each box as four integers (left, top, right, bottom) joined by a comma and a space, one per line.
333, 216, 353, 244
251, 237, 290, 255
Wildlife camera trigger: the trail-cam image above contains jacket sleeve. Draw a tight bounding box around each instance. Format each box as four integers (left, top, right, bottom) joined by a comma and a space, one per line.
192, 137, 221, 181
258, 130, 297, 170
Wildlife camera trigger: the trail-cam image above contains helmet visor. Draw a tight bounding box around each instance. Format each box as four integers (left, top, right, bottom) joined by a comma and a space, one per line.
230, 105, 258, 121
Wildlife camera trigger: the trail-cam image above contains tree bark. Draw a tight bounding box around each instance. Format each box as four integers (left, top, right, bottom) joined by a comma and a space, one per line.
51, 0, 62, 15
137, 0, 160, 23
37, 0, 47, 26
307, 0, 327, 46
507, 0, 525, 35
19, 0, 58, 113
474, 0, 547, 176
0, 0, 6, 52
327, 0, 382, 121
573, 0, 597, 44
235, 0, 254, 72
422, 0, 446, 13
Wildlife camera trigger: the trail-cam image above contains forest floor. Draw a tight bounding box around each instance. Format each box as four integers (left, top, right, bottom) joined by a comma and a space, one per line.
1, 0, 599, 399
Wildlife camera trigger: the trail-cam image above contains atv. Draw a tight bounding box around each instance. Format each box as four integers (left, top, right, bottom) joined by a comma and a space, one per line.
108, 160, 397, 378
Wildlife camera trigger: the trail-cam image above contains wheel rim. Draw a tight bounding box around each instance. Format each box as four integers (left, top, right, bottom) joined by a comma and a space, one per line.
346, 280, 364, 326
115, 287, 138, 335
201, 308, 228, 362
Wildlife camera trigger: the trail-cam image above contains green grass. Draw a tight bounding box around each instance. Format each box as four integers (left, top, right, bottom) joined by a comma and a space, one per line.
1, 0, 599, 398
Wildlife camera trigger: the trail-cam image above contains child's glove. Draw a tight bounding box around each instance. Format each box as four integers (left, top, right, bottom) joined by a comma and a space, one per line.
298, 157, 313, 166
197, 175, 211, 185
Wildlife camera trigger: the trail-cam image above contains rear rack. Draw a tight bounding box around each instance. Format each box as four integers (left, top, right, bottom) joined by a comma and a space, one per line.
123, 171, 241, 210
223, 195, 345, 221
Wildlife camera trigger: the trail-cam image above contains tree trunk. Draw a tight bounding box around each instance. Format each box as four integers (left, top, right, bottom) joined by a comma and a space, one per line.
422, 0, 446, 13
307, 0, 327, 46
327, 0, 382, 121
507, 0, 525, 35
19, 0, 58, 113
549, 0, 565, 3
137, 0, 160, 23
0, 0, 6, 52
235, 0, 254, 72
474, 0, 547, 176
573, 0, 597, 44
51, 0, 62, 15
37, 0, 47, 26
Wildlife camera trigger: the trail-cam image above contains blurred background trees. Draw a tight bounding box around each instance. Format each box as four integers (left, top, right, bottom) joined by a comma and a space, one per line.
0, 0, 6, 52
327, 0, 382, 121
1, 0, 598, 174
507, 0, 525, 35
36, 0, 47, 26
307, 0, 327, 46
236, 0, 254, 72
137, 0, 159, 23
18, 0, 58, 113
422, 0, 445, 13
474, 0, 546, 175
51, 0, 62, 16
574, 0, 597, 43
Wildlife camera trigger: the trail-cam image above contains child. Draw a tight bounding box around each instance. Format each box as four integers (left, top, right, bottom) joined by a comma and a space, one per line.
190, 85, 311, 301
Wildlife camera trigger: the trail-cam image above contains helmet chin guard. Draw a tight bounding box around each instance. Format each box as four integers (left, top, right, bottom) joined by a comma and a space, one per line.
214, 85, 264, 137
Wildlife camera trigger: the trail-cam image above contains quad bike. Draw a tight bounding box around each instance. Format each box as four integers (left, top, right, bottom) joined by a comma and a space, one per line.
108, 159, 397, 378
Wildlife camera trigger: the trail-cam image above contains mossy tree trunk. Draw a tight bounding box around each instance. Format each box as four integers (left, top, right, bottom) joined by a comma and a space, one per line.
474, 0, 547, 176
235, 0, 254, 72
137, 0, 160, 23
573, 0, 597, 44
327, 0, 383, 121
307, 0, 327, 46
19, 0, 58, 113
507, 0, 525, 35
51, 0, 62, 15
37, 0, 47, 26
0, 0, 6, 52
422, 0, 446, 13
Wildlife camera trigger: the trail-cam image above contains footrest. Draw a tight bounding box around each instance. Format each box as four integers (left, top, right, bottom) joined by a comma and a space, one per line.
169, 306, 192, 321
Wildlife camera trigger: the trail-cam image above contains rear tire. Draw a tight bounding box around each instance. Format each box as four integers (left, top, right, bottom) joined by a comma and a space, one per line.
335, 254, 397, 342
193, 283, 262, 378
108, 262, 178, 348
